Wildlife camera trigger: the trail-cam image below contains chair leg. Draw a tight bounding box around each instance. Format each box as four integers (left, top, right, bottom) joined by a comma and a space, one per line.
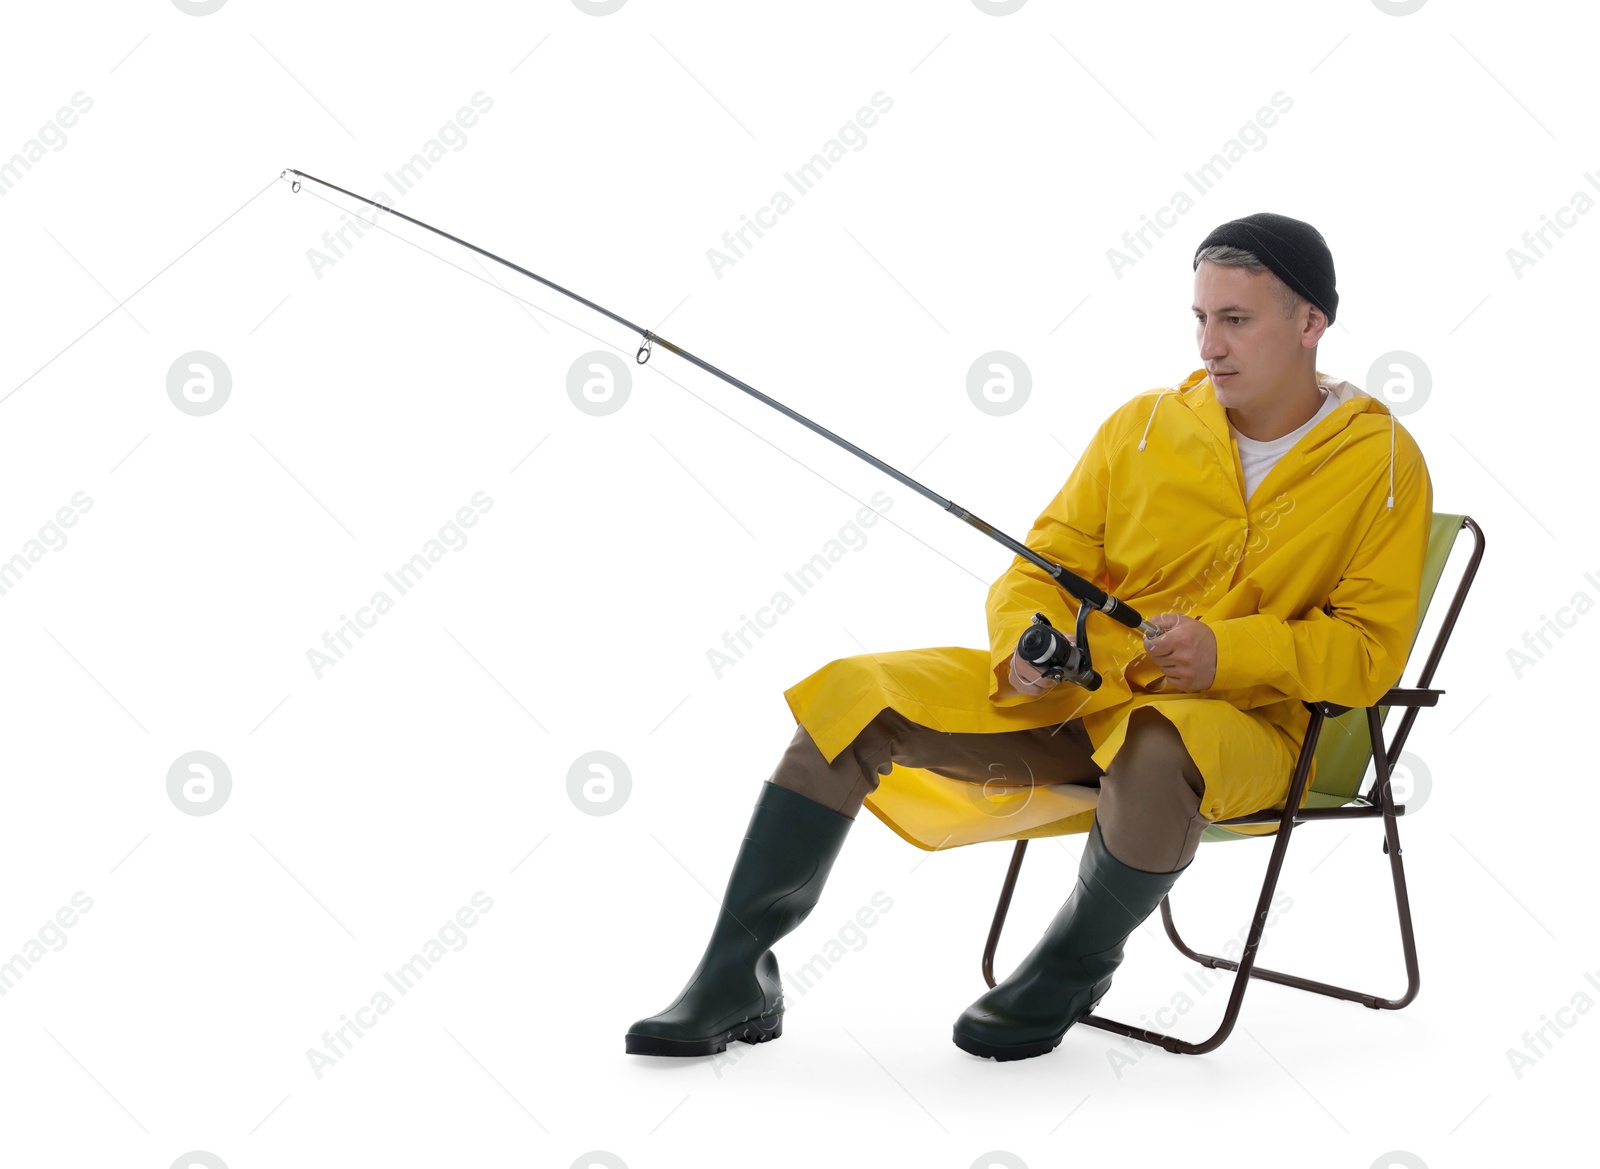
1074, 804, 1303, 1055
982, 840, 1029, 990
1159, 806, 1420, 1009
980, 703, 1418, 1053
1076, 801, 1420, 1055
1159, 704, 1422, 1013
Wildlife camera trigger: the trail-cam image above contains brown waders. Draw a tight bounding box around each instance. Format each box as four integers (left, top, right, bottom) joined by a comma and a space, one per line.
768, 704, 1209, 873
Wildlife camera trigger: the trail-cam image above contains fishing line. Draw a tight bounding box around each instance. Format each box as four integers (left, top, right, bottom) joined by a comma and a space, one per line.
282, 167, 1163, 687
286, 176, 1023, 595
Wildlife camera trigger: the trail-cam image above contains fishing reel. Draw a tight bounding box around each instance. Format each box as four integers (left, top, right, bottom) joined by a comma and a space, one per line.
1015, 607, 1100, 691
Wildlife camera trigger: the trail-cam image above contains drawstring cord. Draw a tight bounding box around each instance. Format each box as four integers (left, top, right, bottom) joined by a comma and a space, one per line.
1386, 411, 1395, 510
1137, 388, 1175, 451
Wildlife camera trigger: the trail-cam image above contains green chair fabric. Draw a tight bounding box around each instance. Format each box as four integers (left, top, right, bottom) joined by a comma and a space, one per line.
1201, 512, 1467, 843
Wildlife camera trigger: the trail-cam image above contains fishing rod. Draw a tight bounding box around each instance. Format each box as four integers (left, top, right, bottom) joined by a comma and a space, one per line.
280, 168, 1161, 689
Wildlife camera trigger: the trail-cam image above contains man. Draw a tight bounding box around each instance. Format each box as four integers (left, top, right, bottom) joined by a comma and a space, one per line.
625, 212, 1433, 1062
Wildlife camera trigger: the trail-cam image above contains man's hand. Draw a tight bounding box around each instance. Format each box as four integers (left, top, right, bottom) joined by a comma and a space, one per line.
1007, 636, 1070, 697
1143, 613, 1216, 692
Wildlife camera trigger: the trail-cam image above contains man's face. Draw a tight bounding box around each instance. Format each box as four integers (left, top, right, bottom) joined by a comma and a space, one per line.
1192, 261, 1314, 410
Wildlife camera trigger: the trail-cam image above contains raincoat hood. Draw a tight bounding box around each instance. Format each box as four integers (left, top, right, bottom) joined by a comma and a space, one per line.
1138, 369, 1399, 510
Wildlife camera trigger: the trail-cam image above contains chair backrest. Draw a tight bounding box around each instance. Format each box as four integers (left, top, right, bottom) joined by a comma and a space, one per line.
1308, 512, 1470, 801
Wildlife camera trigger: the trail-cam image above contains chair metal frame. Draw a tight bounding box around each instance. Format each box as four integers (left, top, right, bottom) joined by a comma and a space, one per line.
979, 516, 1485, 1055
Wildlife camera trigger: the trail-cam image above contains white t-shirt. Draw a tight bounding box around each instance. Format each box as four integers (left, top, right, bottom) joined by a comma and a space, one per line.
1229, 387, 1340, 502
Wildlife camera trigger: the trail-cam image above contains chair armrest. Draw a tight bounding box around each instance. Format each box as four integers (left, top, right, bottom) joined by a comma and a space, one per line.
1379, 688, 1444, 707
1301, 688, 1444, 718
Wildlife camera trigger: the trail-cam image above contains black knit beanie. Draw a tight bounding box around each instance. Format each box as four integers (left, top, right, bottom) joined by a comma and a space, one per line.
1193, 212, 1337, 325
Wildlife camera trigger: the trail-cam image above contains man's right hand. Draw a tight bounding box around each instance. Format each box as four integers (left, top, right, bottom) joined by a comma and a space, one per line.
1007, 637, 1071, 697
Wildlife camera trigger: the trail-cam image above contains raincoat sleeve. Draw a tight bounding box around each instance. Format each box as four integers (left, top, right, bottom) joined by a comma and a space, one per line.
983, 413, 1115, 706
1202, 438, 1433, 709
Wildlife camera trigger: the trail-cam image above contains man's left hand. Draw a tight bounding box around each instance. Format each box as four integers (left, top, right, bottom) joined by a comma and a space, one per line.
1143, 613, 1217, 692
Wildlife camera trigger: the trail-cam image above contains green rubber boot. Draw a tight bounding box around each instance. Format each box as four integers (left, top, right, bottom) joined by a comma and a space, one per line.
952, 819, 1188, 1061
625, 780, 854, 1056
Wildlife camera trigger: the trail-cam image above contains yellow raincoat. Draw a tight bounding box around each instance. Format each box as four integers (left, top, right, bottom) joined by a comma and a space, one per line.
782, 368, 1433, 850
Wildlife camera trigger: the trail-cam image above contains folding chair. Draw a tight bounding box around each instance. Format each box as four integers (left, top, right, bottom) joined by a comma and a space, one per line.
979, 512, 1486, 1054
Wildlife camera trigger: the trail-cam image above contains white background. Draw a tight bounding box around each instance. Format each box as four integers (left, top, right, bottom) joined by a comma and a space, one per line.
0, 2, 1591, 1167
